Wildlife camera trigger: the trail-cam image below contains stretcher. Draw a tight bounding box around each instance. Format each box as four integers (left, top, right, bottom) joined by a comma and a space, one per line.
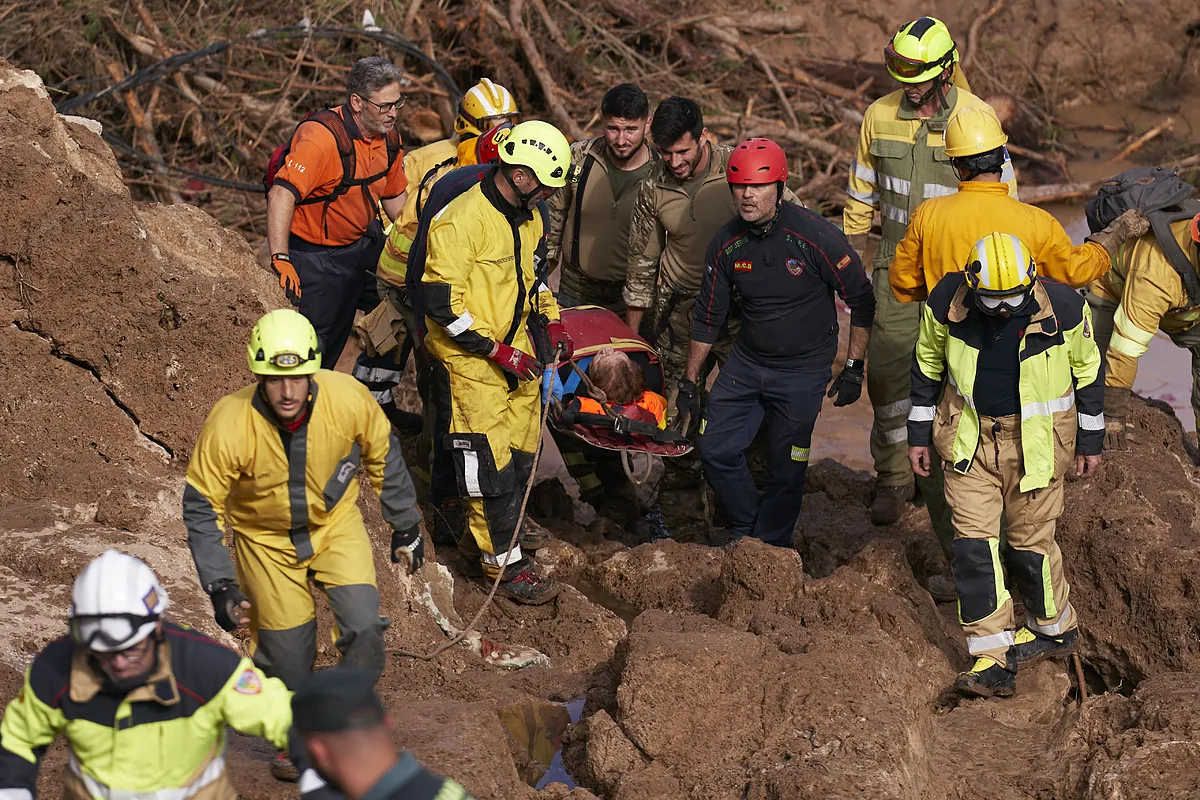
543, 306, 693, 458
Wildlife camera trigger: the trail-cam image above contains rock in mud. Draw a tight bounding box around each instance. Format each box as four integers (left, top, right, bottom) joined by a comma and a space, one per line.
586, 539, 725, 617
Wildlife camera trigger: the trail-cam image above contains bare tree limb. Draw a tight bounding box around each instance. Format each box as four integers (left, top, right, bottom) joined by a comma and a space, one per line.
509, 0, 584, 139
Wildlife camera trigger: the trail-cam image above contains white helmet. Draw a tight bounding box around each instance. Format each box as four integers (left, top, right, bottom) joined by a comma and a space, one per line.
69, 550, 169, 652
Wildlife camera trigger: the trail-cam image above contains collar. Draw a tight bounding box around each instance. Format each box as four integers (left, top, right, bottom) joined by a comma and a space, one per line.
956, 181, 1010, 195
481, 167, 534, 225
251, 378, 318, 431
948, 279, 1057, 334
69, 639, 180, 706
337, 105, 369, 142
361, 753, 427, 800
897, 85, 959, 122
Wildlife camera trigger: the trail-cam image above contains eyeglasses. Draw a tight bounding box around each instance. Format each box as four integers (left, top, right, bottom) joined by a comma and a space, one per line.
92, 637, 154, 665
360, 95, 406, 114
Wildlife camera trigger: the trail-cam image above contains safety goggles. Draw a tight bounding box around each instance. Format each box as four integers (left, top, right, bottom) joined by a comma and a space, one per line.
884, 43, 950, 81
479, 114, 520, 131
977, 291, 1030, 312
71, 613, 158, 652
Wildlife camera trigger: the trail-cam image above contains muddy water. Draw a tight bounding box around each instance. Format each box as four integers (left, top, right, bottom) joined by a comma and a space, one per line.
496, 697, 586, 789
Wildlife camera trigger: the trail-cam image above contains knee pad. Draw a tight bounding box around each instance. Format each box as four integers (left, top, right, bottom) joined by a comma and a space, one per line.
1004, 546, 1055, 620
952, 538, 1009, 624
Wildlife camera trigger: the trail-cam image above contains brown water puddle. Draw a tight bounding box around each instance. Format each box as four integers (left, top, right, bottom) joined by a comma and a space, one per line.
497, 697, 585, 789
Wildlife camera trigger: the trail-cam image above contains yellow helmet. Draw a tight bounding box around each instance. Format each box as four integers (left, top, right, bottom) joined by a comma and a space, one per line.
454, 78, 521, 138
498, 120, 571, 188
885, 17, 959, 84
247, 309, 321, 376
945, 106, 1008, 158
964, 233, 1036, 297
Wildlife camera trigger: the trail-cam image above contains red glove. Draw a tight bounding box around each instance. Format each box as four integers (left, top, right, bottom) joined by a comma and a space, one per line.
546, 320, 574, 361
489, 341, 541, 380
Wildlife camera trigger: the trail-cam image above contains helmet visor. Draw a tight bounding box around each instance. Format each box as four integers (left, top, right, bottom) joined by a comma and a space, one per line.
72, 614, 158, 652
978, 292, 1028, 310
884, 43, 932, 80
478, 114, 520, 133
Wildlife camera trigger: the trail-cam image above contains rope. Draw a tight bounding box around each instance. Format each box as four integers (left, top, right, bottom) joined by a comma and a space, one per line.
621, 449, 653, 485
391, 351, 561, 662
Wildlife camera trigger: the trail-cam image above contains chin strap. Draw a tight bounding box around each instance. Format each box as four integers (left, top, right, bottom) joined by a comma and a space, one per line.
501, 165, 543, 209
913, 67, 952, 112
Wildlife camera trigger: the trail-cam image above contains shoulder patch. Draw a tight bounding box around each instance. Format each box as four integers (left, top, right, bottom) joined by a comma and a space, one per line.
734, 260, 753, 272
233, 668, 262, 695
836, 254, 852, 271
1083, 317, 1092, 339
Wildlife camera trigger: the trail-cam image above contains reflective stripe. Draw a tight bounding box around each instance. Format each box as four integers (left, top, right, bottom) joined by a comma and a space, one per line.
68, 751, 226, 800
967, 630, 1015, 655
369, 388, 393, 403
1027, 603, 1074, 637
908, 405, 936, 422
852, 159, 877, 184
1110, 329, 1149, 359
1114, 305, 1155, 345
352, 366, 403, 384
879, 174, 911, 195
874, 398, 912, 418
790, 446, 810, 462
536, 282, 551, 294
463, 451, 482, 497
873, 425, 908, 444
483, 544, 523, 567
0, 791, 33, 800
1001, 162, 1016, 185
847, 187, 880, 205
922, 183, 957, 199
446, 310, 475, 337
947, 373, 976, 410
1020, 392, 1075, 421
881, 203, 909, 224
1078, 412, 1104, 431
299, 770, 327, 794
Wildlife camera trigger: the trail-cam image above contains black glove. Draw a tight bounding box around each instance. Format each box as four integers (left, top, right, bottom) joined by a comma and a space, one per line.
208, 580, 250, 632
675, 378, 700, 422
1104, 386, 1131, 451
391, 524, 425, 574
827, 360, 865, 407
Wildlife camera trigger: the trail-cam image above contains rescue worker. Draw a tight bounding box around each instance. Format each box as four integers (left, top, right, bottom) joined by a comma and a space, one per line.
625, 97, 797, 541
184, 309, 422, 774
353, 81, 521, 428
421, 120, 574, 604
692, 138, 875, 546
548, 83, 657, 314
267, 56, 409, 370
907, 233, 1103, 697
886, 104, 1142, 587
0, 551, 308, 796
1087, 212, 1200, 449
292, 668, 476, 799
844, 17, 1018, 526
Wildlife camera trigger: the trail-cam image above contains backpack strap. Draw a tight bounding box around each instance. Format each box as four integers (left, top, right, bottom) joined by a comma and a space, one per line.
1147, 198, 1200, 305
415, 157, 458, 218
568, 146, 598, 273
294, 109, 357, 207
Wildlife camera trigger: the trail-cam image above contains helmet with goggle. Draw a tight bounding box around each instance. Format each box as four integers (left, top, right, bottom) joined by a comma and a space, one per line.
964, 232, 1037, 314
455, 78, 521, 138
247, 309, 321, 376
69, 550, 168, 652
885, 17, 959, 84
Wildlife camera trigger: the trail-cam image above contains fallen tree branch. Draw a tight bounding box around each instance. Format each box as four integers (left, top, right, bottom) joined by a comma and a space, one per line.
707, 114, 846, 158
1018, 180, 1102, 204
509, 0, 584, 139
751, 46, 801, 131
103, 57, 185, 204
963, 0, 1007, 69
1107, 118, 1174, 165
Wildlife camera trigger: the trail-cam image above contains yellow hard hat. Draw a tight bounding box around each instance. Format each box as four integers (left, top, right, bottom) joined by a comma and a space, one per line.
885, 17, 959, 84
964, 233, 1036, 297
498, 120, 571, 188
247, 309, 321, 376
455, 78, 521, 138
944, 106, 1008, 158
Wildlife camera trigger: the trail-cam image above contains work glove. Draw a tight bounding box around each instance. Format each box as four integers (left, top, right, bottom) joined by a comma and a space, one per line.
1085, 209, 1151, 259
827, 360, 865, 407
488, 341, 541, 381
675, 378, 700, 423
546, 319, 575, 361
847, 233, 869, 266
390, 524, 425, 575
1103, 385, 1132, 450
271, 253, 302, 300
208, 580, 251, 632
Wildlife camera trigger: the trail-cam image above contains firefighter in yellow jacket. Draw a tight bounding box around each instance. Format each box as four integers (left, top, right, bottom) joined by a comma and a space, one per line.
184, 309, 422, 700
844, 16, 1018, 525
421, 120, 573, 605
1088, 212, 1200, 448
0, 551, 304, 798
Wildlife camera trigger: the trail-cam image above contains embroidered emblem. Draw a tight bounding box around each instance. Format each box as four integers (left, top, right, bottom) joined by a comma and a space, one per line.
734, 261, 753, 272
836, 254, 852, 271
786, 258, 804, 277
1083, 317, 1092, 339
233, 668, 262, 695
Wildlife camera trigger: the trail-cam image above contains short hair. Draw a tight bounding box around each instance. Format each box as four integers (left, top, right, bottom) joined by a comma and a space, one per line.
588, 353, 646, 406
346, 57, 404, 106
601, 83, 649, 121
650, 97, 704, 150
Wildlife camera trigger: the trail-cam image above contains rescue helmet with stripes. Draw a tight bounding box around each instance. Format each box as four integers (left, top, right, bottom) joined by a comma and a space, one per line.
885, 17, 959, 84
248, 309, 321, 376
69, 550, 168, 652
455, 78, 521, 138
499, 120, 572, 188
965, 232, 1036, 298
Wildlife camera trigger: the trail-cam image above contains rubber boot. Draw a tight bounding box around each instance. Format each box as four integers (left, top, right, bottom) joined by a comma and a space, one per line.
953, 657, 1016, 698
869, 484, 911, 526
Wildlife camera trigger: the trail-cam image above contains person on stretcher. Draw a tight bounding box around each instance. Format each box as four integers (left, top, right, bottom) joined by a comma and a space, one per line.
572, 347, 668, 428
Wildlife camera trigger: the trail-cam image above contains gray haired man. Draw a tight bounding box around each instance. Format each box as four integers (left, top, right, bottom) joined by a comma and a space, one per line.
266, 56, 410, 369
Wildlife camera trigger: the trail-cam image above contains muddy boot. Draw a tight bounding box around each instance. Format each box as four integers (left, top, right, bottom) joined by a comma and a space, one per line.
496, 565, 561, 605
869, 484, 911, 526
270, 751, 298, 782
1007, 627, 1078, 666
518, 517, 552, 551
381, 402, 424, 436
925, 574, 957, 603
953, 657, 1016, 698
431, 497, 466, 547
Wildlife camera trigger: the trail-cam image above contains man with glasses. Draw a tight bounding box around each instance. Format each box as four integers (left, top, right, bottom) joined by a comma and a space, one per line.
266, 56, 410, 371
184, 309, 422, 779
0, 550, 309, 795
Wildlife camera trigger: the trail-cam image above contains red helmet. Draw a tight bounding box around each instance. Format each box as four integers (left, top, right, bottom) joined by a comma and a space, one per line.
475, 121, 515, 165
727, 138, 788, 184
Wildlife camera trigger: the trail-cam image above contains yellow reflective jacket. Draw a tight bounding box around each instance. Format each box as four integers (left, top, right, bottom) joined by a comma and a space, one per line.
1089, 219, 1200, 390
0, 624, 292, 799
909, 275, 1105, 491
890, 181, 1110, 302
183, 369, 420, 590
378, 138, 461, 286
843, 87, 1018, 269
421, 177, 560, 358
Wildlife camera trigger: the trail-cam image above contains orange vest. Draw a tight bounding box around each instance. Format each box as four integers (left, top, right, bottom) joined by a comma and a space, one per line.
576, 391, 667, 429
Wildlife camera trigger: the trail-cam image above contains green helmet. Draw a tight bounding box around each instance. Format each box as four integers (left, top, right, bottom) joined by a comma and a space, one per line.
247, 309, 321, 376
885, 17, 959, 84
498, 120, 572, 188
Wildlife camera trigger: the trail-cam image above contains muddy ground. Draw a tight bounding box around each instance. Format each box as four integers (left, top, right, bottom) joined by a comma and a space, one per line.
3, 0, 1200, 796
